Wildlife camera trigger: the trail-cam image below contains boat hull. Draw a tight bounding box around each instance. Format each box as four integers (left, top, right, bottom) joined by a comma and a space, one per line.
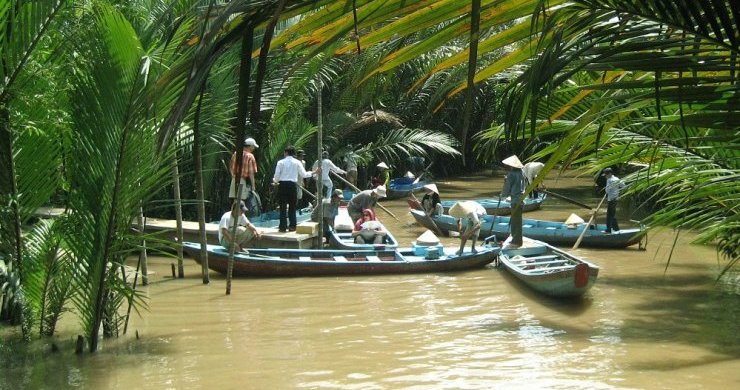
439, 193, 547, 215
409, 209, 644, 248
498, 237, 600, 298
182, 242, 498, 277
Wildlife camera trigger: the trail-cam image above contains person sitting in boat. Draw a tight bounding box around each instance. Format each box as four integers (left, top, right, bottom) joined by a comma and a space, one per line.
449, 201, 485, 255
347, 185, 386, 223
218, 201, 261, 252
351, 208, 387, 244
371, 162, 390, 188
420, 183, 443, 216
311, 189, 343, 243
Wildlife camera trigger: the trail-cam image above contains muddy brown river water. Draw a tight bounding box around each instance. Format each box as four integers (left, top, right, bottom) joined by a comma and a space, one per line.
2, 170, 738, 389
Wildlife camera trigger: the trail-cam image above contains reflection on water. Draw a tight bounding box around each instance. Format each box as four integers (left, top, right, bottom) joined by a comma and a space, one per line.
2, 171, 739, 389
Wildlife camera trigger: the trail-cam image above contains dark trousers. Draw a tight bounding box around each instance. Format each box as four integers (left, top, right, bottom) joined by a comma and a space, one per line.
277, 181, 297, 230
606, 200, 619, 232
510, 199, 523, 245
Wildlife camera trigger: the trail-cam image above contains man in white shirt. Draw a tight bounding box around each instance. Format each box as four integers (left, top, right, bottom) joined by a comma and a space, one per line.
273, 145, 318, 232
314, 150, 346, 198
603, 167, 626, 233
218, 201, 261, 252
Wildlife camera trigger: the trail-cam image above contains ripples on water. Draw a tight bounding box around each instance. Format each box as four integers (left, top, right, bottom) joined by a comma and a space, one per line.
1, 171, 739, 389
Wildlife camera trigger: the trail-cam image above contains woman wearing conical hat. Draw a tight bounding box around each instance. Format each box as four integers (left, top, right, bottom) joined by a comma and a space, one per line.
449, 200, 485, 255
501, 155, 525, 247
420, 183, 443, 217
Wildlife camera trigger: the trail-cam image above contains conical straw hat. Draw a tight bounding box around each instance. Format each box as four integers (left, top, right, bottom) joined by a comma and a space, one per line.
405, 171, 415, 179
377, 162, 389, 169
502, 155, 524, 169
416, 230, 440, 246
423, 183, 439, 194
449, 201, 474, 218
564, 213, 585, 225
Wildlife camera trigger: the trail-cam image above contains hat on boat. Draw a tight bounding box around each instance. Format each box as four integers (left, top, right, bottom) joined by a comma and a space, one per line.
377, 162, 389, 169
405, 171, 415, 179
423, 183, 439, 194
373, 185, 387, 198
332, 189, 343, 198
416, 230, 440, 246
564, 213, 585, 225
502, 155, 524, 169
244, 137, 259, 148
238, 201, 248, 213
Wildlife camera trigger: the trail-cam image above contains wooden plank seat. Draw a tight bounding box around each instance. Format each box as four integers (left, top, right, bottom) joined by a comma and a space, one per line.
523, 264, 582, 274
513, 259, 570, 267
334, 256, 348, 262
366, 255, 382, 262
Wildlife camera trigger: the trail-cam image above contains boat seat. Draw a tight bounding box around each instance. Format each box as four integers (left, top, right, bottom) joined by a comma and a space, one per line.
514, 259, 569, 266
522, 255, 559, 261
366, 255, 382, 262
334, 256, 348, 262
299, 256, 311, 261
524, 265, 580, 273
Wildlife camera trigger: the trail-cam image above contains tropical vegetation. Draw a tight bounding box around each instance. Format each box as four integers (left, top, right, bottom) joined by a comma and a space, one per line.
0, 0, 736, 354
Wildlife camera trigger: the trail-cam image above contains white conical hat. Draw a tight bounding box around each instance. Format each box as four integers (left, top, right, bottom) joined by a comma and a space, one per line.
423, 183, 439, 194
405, 171, 415, 179
377, 162, 389, 169
416, 230, 440, 246
502, 155, 524, 168
564, 213, 585, 225
449, 201, 475, 218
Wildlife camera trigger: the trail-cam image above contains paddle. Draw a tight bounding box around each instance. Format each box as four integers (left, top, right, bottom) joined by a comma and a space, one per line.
487, 194, 503, 239
572, 194, 607, 250
331, 171, 401, 222
543, 189, 593, 210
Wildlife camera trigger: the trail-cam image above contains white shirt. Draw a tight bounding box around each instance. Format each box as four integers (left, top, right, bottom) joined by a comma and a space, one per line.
273, 155, 312, 183
605, 175, 625, 201
218, 211, 248, 243
317, 158, 346, 181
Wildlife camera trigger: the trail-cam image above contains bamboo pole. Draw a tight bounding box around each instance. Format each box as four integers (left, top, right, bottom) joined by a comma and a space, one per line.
573, 195, 607, 250
316, 77, 324, 248
331, 171, 400, 222
171, 155, 184, 278
543, 189, 593, 210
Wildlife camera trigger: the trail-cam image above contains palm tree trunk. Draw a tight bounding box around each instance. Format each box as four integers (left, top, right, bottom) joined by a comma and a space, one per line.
460, 0, 481, 168
226, 23, 255, 295
193, 88, 209, 284
171, 152, 185, 278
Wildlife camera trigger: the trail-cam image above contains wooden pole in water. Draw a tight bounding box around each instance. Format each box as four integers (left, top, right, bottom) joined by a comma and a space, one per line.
316, 77, 324, 248
573, 194, 606, 250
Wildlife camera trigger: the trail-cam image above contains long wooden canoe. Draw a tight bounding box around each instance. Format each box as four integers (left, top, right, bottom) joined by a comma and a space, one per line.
497, 237, 600, 298
437, 193, 547, 215
409, 209, 645, 249
181, 242, 498, 277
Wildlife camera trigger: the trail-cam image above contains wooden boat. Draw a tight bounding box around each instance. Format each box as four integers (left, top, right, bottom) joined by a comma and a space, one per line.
248, 207, 313, 228
328, 224, 399, 250
434, 192, 547, 215
181, 242, 499, 277
497, 237, 600, 298
385, 177, 428, 200
409, 209, 645, 248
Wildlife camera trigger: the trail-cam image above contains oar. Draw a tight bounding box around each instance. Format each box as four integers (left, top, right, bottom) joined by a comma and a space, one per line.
572, 194, 607, 250
331, 171, 401, 222
543, 189, 593, 210
412, 161, 434, 184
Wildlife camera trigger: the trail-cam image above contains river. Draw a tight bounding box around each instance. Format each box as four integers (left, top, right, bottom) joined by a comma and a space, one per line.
2, 170, 739, 389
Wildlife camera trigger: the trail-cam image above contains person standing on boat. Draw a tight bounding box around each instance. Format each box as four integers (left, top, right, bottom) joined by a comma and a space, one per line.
296, 149, 309, 209
218, 201, 261, 252
522, 161, 545, 199
449, 201, 485, 255
347, 185, 386, 223
229, 137, 259, 210
371, 162, 390, 188
311, 189, 343, 242
501, 155, 526, 247
343, 147, 359, 188
273, 145, 318, 233
420, 183, 443, 216
603, 167, 626, 234
313, 150, 346, 198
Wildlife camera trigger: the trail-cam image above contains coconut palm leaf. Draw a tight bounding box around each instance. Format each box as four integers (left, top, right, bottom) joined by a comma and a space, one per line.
64, 3, 172, 351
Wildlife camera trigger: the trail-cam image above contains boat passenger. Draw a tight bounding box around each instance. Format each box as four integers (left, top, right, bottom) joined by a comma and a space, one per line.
450, 201, 485, 255
312, 150, 346, 198
347, 185, 386, 223
522, 161, 545, 199
311, 189, 343, 242
351, 208, 386, 244
603, 167, 626, 234
371, 162, 390, 188
501, 155, 525, 247
420, 183, 443, 217
218, 201, 261, 252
